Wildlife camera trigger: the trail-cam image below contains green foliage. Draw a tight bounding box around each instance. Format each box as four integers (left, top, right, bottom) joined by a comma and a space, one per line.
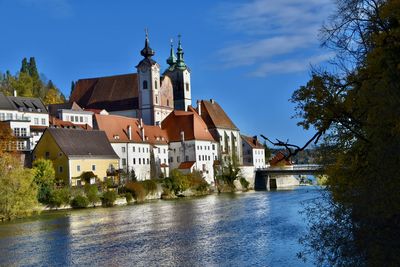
32, 159, 55, 204
292, 1, 400, 265
217, 161, 241, 192
162, 169, 209, 195
125, 192, 133, 204
141, 180, 157, 195
0, 57, 65, 103
48, 187, 70, 208
0, 154, 38, 220
70, 195, 89, 209
101, 191, 117, 207
78, 171, 97, 184
84, 184, 100, 207
240, 177, 249, 190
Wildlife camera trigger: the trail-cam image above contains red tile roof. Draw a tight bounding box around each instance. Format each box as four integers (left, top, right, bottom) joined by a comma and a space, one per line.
178, 161, 196, 169
94, 114, 143, 143
143, 125, 169, 145
241, 135, 264, 149
269, 151, 292, 166
198, 100, 238, 131
161, 108, 215, 142
49, 116, 92, 130
70, 73, 138, 112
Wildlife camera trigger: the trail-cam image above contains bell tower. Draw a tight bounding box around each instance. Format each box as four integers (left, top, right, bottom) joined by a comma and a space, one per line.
136, 30, 162, 125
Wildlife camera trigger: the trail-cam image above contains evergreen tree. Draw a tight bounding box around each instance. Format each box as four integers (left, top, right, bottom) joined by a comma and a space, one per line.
28, 57, 39, 81
20, 58, 29, 74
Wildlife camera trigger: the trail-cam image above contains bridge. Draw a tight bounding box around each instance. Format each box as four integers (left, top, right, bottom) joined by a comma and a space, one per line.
254, 164, 322, 190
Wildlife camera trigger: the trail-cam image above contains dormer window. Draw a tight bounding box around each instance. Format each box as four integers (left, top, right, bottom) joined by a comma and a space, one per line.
143, 80, 148, 89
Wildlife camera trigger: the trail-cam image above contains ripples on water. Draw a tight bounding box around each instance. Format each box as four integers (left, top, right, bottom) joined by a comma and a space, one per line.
0, 186, 321, 266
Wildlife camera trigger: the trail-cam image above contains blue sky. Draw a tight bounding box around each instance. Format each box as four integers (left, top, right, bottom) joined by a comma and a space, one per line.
0, 0, 335, 145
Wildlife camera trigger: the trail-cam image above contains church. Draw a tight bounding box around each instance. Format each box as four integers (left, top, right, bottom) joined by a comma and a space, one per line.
70, 32, 192, 126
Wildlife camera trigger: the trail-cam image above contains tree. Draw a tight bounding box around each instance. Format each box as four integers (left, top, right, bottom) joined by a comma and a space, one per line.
20, 58, 29, 74
281, 0, 400, 265
48, 187, 70, 209
0, 154, 38, 220
32, 159, 55, 204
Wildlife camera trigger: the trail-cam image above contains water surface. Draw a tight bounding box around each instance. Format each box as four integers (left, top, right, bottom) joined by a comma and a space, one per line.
0, 186, 321, 266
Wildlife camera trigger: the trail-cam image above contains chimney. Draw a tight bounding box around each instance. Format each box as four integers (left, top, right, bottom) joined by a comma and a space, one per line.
210, 99, 214, 104
13, 90, 17, 97
127, 125, 132, 140
139, 118, 143, 128
141, 127, 145, 141
197, 100, 201, 116
253, 135, 258, 145
180, 131, 185, 142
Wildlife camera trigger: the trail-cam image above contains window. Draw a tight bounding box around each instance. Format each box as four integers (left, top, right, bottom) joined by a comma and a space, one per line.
170, 157, 173, 163
177, 156, 180, 163
155, 80, 158, 89
13, 128, 20, 136
199, 155, 201, 161
185, 155, 189, 161
157, 148, 160, 153
17, 141, 25, 150
164, 159, 167, 164
155, 96, 158, 104
34, 118, 39, 124
75, 116, 79, 122
0, 113, 4, 120
21, 128, 27, 137
139, 158, 141, 164
143, 80, 148, 89
71, 116, 74, 122
133, 158, 136, 164
59, 166, 63, 173
147, 158, 149, 164
133, 147, 135, 152
122, 158, 126, 166
92, 165, 96, 171
138, 147, 141, 153
41, 118, 46, 125
45, 151, 50, 158
80, 116, 83, 123
143, 158, 145, 164
185, 83, 190, 91
122, 147, 126, 153
212, 144, 215, 150
202, 155, 205, 161
163, 149, 166, 153
208, 156, 211, 161
167, 99, 169, 107
77, 165, 81, 172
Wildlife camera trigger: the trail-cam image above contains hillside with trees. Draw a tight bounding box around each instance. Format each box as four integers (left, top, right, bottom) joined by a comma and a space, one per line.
0, 57, 65, 104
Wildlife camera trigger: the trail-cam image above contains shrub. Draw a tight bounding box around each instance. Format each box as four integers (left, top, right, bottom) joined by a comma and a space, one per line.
141, 180, 157, 195
84, 184, 100, 207
32, 159, 55, 204
70, 195, 89, 209
101, 191, 117, 207
48, 187, 70, 208
162, 169, 190, 195
126, 181, 146, 202
125, 192, 133, 204
240, 177, 250, 190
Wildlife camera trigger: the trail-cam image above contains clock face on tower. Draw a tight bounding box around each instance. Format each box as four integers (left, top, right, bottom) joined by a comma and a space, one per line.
140, 65, 148, 73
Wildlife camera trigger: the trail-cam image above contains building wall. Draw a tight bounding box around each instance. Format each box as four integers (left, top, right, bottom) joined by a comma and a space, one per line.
169, 140, 217, 184
32, 131, 69, 184
216, 128, 242, 165
60, 110, 93, 127
69, 158, 119, 186
109, 109, 138, 118
252, 148, 265, 168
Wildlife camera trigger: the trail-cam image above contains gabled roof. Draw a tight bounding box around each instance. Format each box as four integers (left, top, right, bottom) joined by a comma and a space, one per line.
241, 135, 264, 149
94, 114, 143, 143
161, 108, 215, 142
178, 161, 196, 169
70, 73, 139, 112
45, 128, 118, 158
48, 102, 83, 117
198, 99, 238, 131
0, 92, 47, 113
269, 151, 292, 166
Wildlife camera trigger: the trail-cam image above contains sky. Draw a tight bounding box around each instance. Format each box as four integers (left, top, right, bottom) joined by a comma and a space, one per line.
0, 0, 336, 146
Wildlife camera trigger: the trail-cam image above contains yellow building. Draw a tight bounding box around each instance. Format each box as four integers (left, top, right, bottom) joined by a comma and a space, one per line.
33, 128, 119, 186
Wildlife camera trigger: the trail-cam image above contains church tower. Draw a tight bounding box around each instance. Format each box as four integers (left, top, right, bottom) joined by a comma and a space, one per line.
136, 31, 162, 125
164, 35, 192, 111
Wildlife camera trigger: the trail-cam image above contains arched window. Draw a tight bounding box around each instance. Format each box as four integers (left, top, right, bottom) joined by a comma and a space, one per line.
167, 99, 169, 106
155, 80, 158, 89
155, 96, 158, 104
143, 80, 148, 89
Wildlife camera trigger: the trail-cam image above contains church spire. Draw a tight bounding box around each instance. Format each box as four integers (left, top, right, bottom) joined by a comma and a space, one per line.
176, 34, 186, 70
140, 28, 155, 58
166, 38, 177, 67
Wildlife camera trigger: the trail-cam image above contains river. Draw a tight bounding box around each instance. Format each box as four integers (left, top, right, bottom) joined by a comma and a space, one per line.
0, 186, 321, 266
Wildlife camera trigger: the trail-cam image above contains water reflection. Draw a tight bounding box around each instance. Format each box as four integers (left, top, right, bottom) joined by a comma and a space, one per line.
0, 187, 321, 266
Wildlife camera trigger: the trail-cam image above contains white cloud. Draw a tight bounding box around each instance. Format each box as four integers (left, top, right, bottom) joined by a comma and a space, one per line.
214, 0, 335, 76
